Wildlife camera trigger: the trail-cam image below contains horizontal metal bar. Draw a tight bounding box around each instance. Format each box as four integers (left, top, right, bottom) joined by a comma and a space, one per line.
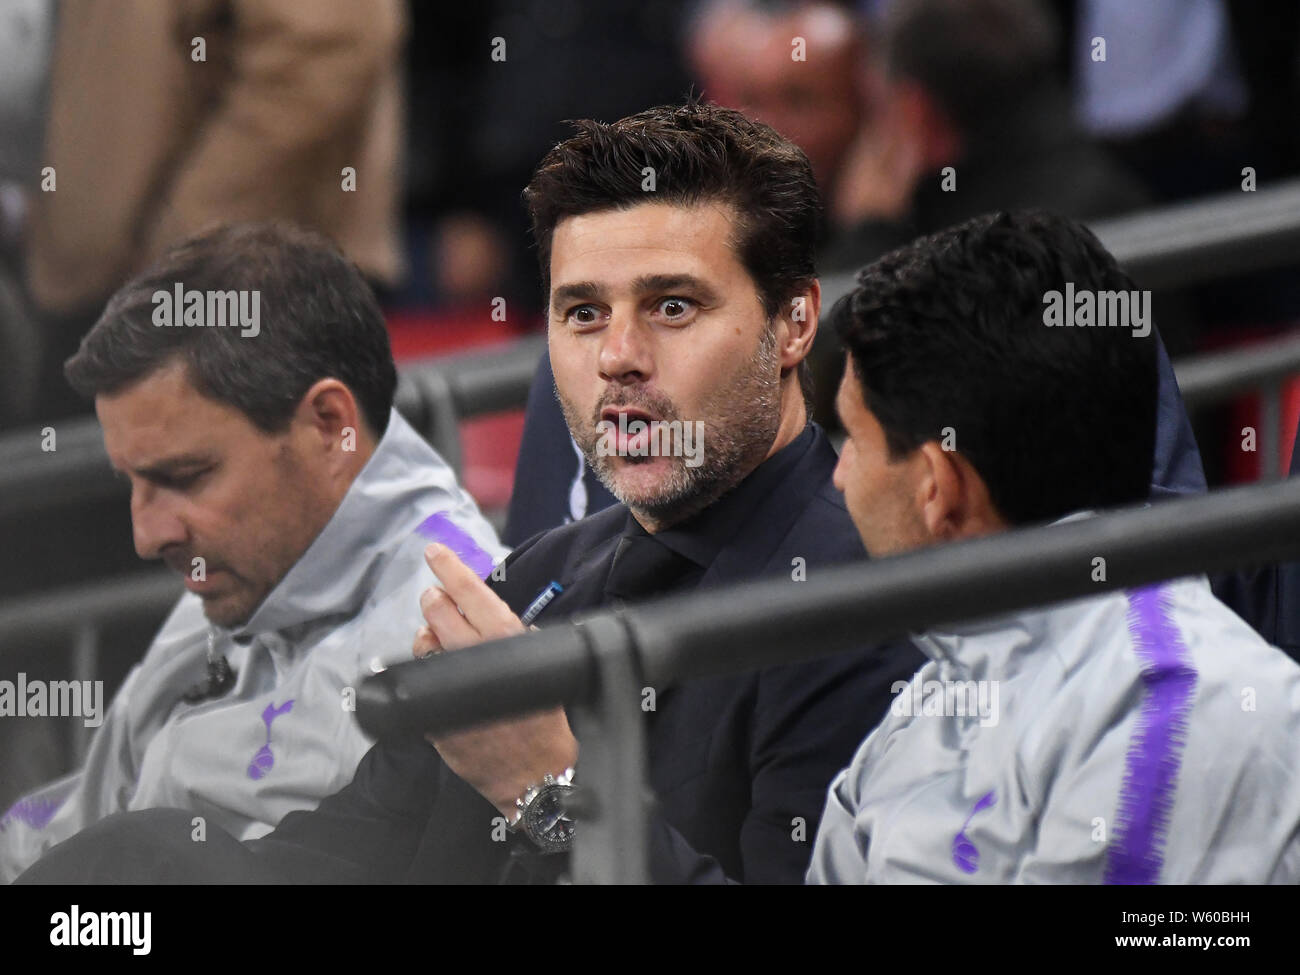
0, 417, 122, 518
357, 476, 1300, 739
9, 322, 1300, 525
0, 569, 182, 649
819, 177, 1300, 302
7, 172, 1300, 523
415, 333, 546, 418
0, 335, 547, 519
1172, 330, 1300, 409
1089, 179, 1300, 290
357, 614, 595, 738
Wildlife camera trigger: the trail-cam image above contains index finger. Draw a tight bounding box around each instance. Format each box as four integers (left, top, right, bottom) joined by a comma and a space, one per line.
424, 543, 523, 638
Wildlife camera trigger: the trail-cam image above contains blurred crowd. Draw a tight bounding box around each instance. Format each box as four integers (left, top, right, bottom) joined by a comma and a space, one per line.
1, 0, 1297, 433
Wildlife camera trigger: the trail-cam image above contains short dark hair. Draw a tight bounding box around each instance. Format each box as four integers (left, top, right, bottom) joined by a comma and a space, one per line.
883, 0, 1058, 132
65, 222, 397, 437
834, 209, 1156, 526
522, 99, 822, 397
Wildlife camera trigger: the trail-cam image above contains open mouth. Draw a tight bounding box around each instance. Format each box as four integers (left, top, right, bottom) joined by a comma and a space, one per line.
599, 406, 662, 459
600, 405, 657, 426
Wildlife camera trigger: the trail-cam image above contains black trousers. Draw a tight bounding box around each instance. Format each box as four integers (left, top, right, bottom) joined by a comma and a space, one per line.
15, 808, 285, 884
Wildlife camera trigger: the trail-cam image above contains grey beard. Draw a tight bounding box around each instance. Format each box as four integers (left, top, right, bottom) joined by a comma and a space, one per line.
558, 324, 784, 531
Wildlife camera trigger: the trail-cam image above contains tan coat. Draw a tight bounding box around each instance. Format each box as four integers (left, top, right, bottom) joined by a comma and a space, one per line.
26, 0, 406, 315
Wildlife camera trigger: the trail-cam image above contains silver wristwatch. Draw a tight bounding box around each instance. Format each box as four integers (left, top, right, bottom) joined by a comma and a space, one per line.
509, 768, 576, 853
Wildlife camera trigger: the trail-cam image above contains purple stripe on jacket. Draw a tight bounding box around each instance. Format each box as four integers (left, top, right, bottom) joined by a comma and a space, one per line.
1105, 583, 1199, 884
415, 511, 496, 579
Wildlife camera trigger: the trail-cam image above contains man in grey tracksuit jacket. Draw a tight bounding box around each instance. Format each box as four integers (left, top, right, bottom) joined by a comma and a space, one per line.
811, 209, 1300, 886
808, 559, 1300, 884
0, 410, 507, 882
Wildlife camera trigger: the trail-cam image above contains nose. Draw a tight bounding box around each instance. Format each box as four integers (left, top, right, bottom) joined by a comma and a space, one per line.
130, 482, 189, 561
597, 312, 653, 385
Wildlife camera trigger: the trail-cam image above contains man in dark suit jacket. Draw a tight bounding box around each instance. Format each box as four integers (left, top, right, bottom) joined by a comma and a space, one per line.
245, 419, 900, 884
1212, 419, 1300, 666
18, 100, 922, 885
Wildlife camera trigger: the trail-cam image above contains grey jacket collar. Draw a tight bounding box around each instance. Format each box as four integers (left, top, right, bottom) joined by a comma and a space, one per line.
907, 511, 1103, 679
229, 409, 442, 640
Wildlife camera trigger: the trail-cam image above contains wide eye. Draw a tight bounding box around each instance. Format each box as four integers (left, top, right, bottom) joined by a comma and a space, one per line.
565, 304, 605, 329
654, 297, 696, 322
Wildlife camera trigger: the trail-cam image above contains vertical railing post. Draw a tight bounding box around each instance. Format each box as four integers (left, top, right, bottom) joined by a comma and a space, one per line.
1259, 380, 1282, 480
415, 368, 463, 476
69, 623, 99, 763
565, 612, 650, 885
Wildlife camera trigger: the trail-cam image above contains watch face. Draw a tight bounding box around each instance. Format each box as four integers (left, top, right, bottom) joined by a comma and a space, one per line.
524, 784, 575, 853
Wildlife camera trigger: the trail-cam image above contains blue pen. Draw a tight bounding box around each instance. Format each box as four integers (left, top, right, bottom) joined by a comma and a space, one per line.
521, 581, 564, 626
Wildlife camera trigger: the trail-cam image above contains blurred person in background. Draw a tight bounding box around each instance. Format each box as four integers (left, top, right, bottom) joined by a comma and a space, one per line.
408, 0, 695, 313
22, 0, 407, 423
1068, 0, 1300, 487
688, 0, 880, 211
688, 0, 1151, 416
809, 0, 1154, 424
0, 0, 61, 817
1071, 0, 1299, 204
0, 0, 54, 429
826, 0, 1147, 256
0, 223, 506, 883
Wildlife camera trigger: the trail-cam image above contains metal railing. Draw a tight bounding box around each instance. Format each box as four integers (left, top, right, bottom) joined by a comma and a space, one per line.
0, 337, 546, 763
0, 333, 547, 521
1172, 333, 1300, 479
4, 322, 1300, 521
6, 180, 1300, 522
356, 475, 1300, 883
3, 181, 1300, 834
0, 571, 182, 757
5, 178, 1300, 522
818, 177, 1300, 301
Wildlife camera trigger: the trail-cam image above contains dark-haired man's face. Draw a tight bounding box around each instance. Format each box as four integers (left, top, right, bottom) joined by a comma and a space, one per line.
549, 200, 808, 531
96, 360, 352, 627
833, 360, 1008, 557
833, 361, 930, 557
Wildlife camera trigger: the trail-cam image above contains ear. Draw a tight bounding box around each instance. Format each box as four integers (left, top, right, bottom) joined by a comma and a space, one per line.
293, 378, 370, 461
914, 441, 962, 542
777, 278, 820, 373
915, 441, 1006, 542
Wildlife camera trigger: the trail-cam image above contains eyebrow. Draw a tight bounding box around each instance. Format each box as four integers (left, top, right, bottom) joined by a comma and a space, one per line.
630, 273, 720, 304
551, 281, 602, 313
550, 273, 721, 313
121, 454, 214, 479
